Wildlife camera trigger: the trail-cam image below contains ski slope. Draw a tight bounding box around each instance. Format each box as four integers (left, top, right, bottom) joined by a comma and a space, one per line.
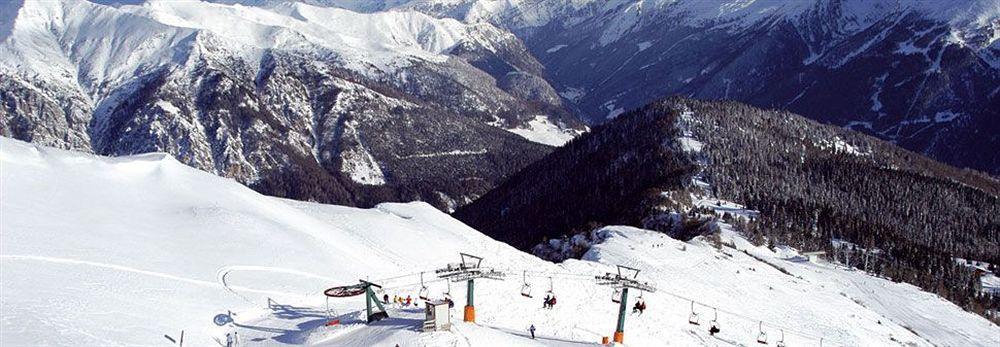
1, 137, 997, 346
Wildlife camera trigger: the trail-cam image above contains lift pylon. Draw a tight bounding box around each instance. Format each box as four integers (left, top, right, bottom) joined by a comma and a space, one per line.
434, 253, 505, 323
324, 280, 388, 323
595, 265, 656, 344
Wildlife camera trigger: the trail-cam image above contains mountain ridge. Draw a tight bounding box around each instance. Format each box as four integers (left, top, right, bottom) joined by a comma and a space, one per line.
311, 0, 1000, 174
0, 0, 583, 209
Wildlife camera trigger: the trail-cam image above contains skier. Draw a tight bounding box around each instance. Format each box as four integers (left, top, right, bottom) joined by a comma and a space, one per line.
632, 299, 646, 315
528, 324, 536, 339
383, 294, 389, 304
709, 325, 720, 336
446, 297, 454, 309
543, 294, 551, 309
547, 296, 557, 308
405, 295, 412, 307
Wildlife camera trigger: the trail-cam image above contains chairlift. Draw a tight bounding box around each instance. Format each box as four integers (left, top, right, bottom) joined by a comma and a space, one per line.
611, 287, 622, 304
708, 308, 720, 333
756, 321, 768, 344
443, 279, 452, 300
520, 271, 533, 298
776, 329, 786, 347
688, 301, 700, 325
418, 272, 429, 300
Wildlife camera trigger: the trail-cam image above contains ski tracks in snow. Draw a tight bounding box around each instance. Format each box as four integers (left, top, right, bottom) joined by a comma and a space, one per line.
215, 265, 337, 303
0, 255, 219, 288
0, 255, 329, 301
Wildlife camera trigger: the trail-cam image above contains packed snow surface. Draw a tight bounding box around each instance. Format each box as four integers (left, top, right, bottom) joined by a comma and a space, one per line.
2, 137, 998, 346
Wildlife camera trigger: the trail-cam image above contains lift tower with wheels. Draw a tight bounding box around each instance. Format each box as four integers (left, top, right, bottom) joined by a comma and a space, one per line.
596, 265, 656, 344
324, 280, 389, 323
434, 253, 505, 323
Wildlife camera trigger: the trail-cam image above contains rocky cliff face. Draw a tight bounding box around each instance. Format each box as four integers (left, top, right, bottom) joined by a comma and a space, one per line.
349, 0, 1000, 174
0, 0, 577, 209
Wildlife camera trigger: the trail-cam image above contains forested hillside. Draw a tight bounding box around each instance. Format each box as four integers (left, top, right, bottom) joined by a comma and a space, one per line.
455, 97, 1000, 321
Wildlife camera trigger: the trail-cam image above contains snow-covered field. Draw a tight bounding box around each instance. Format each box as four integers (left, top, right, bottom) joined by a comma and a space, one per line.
507, 116, 584, 147
1, 137, 997, 346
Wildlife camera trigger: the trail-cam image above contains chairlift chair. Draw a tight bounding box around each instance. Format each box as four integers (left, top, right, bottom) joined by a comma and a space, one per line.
708, 308, 720, 333
708, 307, 722, 335
756, 321, 768, 344
611, 287, 622, 304
776, 330, 786, 347
520, 271, 533, 298
443, 279, 452, 300
544, 277, 557, 307
688, 301, 700, 325
418, 272, 430, 300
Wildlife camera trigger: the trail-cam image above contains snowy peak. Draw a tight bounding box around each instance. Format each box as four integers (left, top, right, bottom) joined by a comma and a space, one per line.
2, 0, 511, 87
2, 0, 194, 90
316, 0, 998, 35
140, 0, 471, 56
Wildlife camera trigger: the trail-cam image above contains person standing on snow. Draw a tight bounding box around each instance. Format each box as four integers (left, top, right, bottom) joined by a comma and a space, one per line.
529, 324, 536, 339
405, 295, 412, 307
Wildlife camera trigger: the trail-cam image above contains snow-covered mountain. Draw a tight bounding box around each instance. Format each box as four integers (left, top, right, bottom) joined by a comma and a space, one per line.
0, 0, 585, 210
3, 136, 998, 346
321, 0, 1000, 174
